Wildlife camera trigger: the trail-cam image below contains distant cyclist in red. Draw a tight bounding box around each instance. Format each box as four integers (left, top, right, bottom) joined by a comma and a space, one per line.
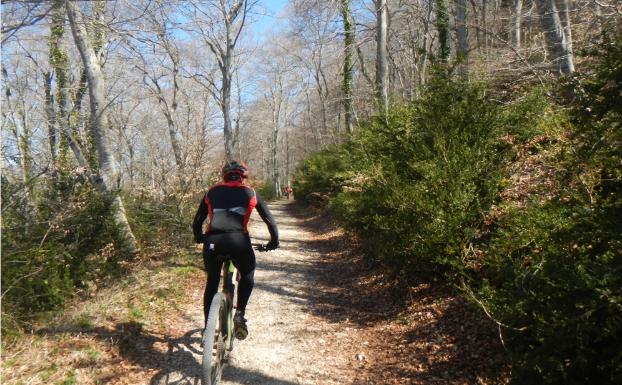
284, 185, 293, 200
193, 161, 279, 338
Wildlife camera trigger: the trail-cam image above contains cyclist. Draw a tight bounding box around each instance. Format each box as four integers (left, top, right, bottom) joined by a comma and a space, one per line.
284, 185, 293, 200
192, 161, 279, 339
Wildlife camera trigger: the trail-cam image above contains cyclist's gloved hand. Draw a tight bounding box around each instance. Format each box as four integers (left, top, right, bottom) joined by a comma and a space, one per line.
265, 240, 279, 251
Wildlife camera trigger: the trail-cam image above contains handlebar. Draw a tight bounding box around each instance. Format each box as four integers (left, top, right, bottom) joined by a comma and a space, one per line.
253, 243, 267, 252
252, 243, 277, 252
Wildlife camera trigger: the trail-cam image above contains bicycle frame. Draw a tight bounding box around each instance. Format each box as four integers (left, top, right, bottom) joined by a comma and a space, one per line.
221, 259, 238, 351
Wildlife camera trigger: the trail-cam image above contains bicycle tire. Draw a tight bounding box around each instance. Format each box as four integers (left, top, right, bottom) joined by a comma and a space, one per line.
202, 293, 227, 385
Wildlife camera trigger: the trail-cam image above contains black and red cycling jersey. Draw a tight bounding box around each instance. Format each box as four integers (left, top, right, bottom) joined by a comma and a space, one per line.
192, 181, 278, 242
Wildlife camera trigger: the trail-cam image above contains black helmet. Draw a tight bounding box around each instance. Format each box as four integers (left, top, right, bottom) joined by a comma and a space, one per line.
222, 161, 249, 180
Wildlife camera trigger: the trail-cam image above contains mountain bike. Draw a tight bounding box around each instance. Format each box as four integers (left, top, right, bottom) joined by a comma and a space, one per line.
201, 244, 270, 385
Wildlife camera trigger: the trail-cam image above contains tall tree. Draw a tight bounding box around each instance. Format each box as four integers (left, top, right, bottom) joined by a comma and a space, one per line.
287, 1, 337, 142
512, 0, 523, 48
258, 42, 296, 196
436, 0, 450, 62
534, 0, 574, 75
341, 0, 354, 135
375, 0, 388, 117
455, 0, 469, 78
48, 1, 79, 168
132, 3, 186, 188
65, 0, 138, 254
188, 0, 250, 161
557, 0, 574, 65
3, 64, 33, 194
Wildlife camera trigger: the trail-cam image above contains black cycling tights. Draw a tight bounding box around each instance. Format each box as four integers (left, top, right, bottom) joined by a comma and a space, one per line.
202, 232, 256, 326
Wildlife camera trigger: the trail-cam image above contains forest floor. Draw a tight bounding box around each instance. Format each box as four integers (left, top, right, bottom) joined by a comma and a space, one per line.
2, 200, 508, 385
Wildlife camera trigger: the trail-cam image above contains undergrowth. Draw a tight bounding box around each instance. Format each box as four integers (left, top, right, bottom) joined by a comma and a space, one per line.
292, 30, 622, 385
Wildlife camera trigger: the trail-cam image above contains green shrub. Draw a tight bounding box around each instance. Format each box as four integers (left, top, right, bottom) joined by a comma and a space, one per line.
1, 173, 126, 334
472, 29, 622, 384
477, 198, 621, 384
255, 182, 277, 201
323, 78, 546, 277
292, 148, 350, 203
124, 193, 194, 246
294, 70, 620, 382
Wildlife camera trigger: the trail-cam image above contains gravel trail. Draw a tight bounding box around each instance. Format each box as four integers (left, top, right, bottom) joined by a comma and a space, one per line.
155, 200, 358, 385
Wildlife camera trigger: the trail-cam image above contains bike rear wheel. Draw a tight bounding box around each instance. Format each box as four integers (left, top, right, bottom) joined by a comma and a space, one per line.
202, 293, 228, 385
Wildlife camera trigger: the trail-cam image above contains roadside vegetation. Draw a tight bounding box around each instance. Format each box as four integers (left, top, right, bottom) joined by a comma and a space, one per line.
293, 31, 622, 384
1, 178, 195, 338
1, 246, 203, 385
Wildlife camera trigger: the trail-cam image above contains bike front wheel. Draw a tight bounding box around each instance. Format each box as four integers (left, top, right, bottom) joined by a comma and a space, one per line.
202, 293, 228, 385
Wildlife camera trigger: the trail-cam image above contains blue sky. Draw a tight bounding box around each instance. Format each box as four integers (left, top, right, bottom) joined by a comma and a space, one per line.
252, 0, 289, 41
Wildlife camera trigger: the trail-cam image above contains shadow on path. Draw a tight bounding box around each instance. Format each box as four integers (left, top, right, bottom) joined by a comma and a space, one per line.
38, 318, 307, 385
222, 366, 300, 385
283, 201, 508, 384
38, 322, 202, 384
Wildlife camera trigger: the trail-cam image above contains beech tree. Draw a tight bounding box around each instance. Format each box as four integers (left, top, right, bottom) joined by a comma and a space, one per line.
512, 0, 523, 48
341, 0, 355, 135
288, 0, 340, 143
455, 0, 469, 78
375, 0, 388, 117
65, 0, 138, 254
185, 0, 253, 161
436, 0, 450, 62
2, 60, 34, 195
534, 0, 575, 75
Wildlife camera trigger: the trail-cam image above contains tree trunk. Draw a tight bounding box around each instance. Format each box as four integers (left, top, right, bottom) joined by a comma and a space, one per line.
436, 0, 450, 62
512, 0, 523, 47
163, 110, 183, 169
221, 61, 234, 161
534, 0, 574, 75
317, 84, 328, 137
557, 0, 573, 63
6, 97, 33, 192
44, 71, 57, 162
18, 126, 33, 192
417, 1, 434, 90
157, 44, 184, 172
49, 1, 73, 168
270, 81, 282, 197
49, 2, 93, 170
482, 0, 488, 54
341, 0, 354, 135
304, 87, 320, 146
285, 126, 290, 185
455, 0, 469, 78
65, 0, 138, 255
221, 2, 247, 161
375, 0, 388, 117
234, 71, 242, 158
192, 1, 247, 162
272, 120, 279, 196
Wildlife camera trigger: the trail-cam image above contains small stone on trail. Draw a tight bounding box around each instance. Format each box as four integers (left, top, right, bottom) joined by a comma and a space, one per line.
356, 352, 366, 361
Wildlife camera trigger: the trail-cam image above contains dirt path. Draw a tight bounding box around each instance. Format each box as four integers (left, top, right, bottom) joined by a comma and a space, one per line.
155, 200, 360, 385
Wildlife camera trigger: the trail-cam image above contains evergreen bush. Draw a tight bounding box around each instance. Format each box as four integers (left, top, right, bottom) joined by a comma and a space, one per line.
314, 78, 543, 277
472, 29, 622, 384
1, 173, 125, 335
292, 148, 350, 204
293, 59, 622, 381
255, 182, 278, 201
